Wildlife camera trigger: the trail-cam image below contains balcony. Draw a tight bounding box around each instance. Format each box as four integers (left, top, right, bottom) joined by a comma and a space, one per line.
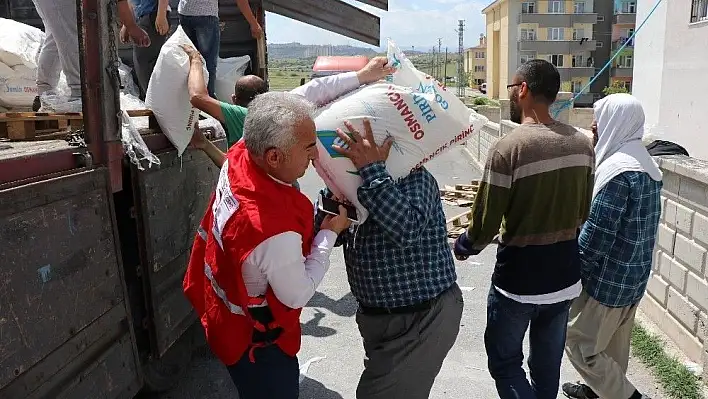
613, 13, 636, 24
518, 39, 597, 53
556, 67, 595, 80
612, 37, 634, 50
611, 66, 634, 78
518, 12, 598, 27
572, 93, 595, 106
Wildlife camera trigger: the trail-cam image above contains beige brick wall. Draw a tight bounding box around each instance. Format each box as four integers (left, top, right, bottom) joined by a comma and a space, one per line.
642, 156, 708, 370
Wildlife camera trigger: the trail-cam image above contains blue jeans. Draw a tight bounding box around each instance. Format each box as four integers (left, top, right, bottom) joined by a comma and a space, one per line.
484, 285, 572, 399
226, 345, 300, 399
179, 14, 220, 98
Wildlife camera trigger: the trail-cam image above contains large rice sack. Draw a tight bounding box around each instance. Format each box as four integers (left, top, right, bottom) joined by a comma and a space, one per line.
215, 56, 251, 103
313, 39, 488, 223
145, 26, 208, 156
0, 18, 44, 69
0, 61, 38, 108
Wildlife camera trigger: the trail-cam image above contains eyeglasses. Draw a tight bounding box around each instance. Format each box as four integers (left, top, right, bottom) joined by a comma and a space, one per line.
507, 83, 523, 89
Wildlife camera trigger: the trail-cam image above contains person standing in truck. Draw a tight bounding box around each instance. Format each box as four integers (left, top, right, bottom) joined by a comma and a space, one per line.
31, 0, 150, 111
119, 0, 171, 99
178, 0, 263, 99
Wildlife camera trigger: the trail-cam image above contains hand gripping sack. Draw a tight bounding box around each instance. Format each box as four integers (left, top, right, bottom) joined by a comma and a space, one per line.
313, 39, 488, 223
145, 26, 208, 156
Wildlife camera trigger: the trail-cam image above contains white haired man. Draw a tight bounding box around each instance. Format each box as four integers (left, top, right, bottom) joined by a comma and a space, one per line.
184, 92, 351, 399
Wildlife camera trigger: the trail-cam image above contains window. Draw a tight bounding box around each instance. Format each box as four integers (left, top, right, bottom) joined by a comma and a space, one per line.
619, 1, 636, 13
522, 2, 536, 13
596, 41, 604, 48
617, 55, 633, 68
520, 28, 537, 40
548, 0, 564, 13
691, 0, 708, 22
623, 81, 632, 92
574, 1, 586, 13
571, 81, 584, 93
519, 52, 537, 64
475, 65, 485, 72
597, 14, 605, 21
549, 27, 565, 40
547, 54, 564, 67
476, 51, 485, 59
573, 28, 586, 40
572, 54, 584, 67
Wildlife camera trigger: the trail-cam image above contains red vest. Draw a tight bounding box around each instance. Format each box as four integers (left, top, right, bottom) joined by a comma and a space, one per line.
183, 141, 315, 365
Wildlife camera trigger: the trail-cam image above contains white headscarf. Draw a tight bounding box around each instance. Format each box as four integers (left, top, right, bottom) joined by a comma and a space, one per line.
592, 93, 662, 199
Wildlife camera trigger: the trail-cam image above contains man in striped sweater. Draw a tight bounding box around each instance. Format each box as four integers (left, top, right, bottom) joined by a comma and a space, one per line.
454, 59, 594, 399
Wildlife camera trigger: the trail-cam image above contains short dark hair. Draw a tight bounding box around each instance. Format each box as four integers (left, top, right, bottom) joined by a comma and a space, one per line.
234, 75, 268, 106
516, 59, 560, 105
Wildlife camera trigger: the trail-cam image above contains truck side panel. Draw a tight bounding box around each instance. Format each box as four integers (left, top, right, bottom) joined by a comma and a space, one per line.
131, 145, 224, 357
0, 169, 141, 399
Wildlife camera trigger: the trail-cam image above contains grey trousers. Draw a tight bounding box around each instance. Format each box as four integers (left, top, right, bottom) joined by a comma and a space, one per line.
132, 11, 169, 99
355, 284, 464, 399
33, 0, 82, 98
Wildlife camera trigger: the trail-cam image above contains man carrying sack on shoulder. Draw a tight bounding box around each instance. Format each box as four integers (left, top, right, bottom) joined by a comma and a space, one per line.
183, 91, 350, 399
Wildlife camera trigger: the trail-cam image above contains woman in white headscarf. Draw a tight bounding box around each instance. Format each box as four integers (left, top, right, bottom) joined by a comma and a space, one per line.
562, 94, 662, 399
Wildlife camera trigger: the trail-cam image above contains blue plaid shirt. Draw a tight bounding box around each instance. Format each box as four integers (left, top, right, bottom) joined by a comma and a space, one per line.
315, 161, 457, 308
579, 171, 662, 308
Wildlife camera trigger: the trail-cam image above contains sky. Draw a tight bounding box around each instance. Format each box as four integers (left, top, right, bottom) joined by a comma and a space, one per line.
264, 0, 490, 51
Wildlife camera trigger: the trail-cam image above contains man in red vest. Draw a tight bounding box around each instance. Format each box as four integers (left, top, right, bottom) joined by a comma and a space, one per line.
183, 91, 351, 398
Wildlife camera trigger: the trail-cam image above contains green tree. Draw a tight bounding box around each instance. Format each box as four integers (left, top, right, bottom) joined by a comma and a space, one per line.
603, 81, 630, 95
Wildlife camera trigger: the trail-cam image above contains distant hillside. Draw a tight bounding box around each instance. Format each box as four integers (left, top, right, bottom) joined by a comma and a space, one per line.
267, 42, 378, 59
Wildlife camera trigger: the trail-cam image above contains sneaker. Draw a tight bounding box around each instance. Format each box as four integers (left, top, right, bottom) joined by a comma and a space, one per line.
32, 95, 41, 112
562, 382, 599, 399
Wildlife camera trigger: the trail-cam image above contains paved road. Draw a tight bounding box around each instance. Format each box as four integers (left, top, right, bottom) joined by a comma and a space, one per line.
146, 146, 663, 399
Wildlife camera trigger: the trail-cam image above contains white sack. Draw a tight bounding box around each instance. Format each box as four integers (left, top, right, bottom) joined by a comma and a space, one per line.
215, 56, 251, 103
313, 39, 488, 223
145, 26, 208, 156
0, 61, 38, 108
0, 18, 44, 69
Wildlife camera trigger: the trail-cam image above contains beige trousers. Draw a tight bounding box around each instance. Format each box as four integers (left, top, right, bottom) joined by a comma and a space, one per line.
564, 290, 638, 399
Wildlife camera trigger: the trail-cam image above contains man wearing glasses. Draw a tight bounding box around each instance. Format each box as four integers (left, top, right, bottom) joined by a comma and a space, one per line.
454, 59, 595, 399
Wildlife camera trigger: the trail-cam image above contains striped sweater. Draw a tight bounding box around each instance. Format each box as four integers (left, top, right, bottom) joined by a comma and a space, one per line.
455, 122, 595, 295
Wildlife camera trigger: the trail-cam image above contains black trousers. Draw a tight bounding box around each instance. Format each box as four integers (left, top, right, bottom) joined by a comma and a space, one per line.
226, 345, 300, 399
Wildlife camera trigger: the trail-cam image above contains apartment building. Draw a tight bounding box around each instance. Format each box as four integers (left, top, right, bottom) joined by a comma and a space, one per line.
611, 1, 636, 91
483, 0, 602, 105
633, 0, 708, 160
464, 34, 487, 86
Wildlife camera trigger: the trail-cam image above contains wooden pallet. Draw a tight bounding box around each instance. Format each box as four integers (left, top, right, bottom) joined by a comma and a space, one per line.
446, 210, 473, 238
440, 180, 480, 207
0, 112, 84, 140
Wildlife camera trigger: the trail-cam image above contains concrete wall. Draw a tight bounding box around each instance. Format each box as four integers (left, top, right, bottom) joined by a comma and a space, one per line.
643, 155, 708, 371
464, 123, 708, 380
633, 0, 708, 161
570, 107, 594, 129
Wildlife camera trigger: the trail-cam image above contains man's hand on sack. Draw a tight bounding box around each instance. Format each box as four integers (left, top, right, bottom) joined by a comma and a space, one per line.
356, 57, 396, 85
120, 23, 151, 47
332, 119, 394, 170
189, 122, 207, 149
181, 44, 202, 63
320, 205, 351, 234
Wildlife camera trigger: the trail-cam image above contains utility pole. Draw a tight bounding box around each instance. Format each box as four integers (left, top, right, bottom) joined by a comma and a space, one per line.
437, 38, 443, 80
431, 46, 436, 76
456, 20, 465, 97
444, 47, 448, 85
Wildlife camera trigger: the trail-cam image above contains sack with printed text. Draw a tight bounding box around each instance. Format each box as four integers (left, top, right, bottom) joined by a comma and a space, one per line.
313, 39, 488, 223
145, 26, 208, 156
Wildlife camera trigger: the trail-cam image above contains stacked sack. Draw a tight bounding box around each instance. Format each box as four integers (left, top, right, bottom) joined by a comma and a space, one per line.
313, 39, 489, 223
0, 18, 45, 109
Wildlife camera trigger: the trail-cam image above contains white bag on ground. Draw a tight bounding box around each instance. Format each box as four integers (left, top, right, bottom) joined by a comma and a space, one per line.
0, 18, 44, 69
0, 61, 38, 108
145, 26, 208, 156
215, 56, 251, 102
313, 39, 488, 223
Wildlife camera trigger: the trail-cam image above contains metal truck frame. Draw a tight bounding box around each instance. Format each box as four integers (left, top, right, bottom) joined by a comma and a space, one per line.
0, 1, 384, 397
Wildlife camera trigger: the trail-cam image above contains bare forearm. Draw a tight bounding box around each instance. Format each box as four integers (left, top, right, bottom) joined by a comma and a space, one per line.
188, 59, 209, 99
157, 0, 168, 13
235, 0, 258, 25
201, 140, 226, 168
116, 0, 138, 28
